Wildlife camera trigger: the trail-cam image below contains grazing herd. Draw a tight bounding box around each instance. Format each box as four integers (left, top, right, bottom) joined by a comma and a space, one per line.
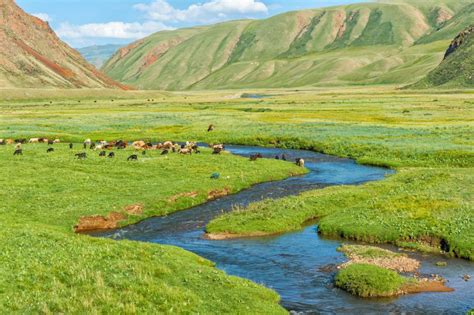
1, 137, 306, 167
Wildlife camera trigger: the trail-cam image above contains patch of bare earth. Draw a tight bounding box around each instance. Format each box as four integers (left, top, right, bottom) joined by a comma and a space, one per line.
168, 192, 199, 203
74, 212, 126, 233
207, 187, 231, 200
403, 278, 454, 294
74, 204, 144, 233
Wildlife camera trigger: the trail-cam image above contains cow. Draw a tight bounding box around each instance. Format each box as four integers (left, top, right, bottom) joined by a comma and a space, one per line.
250, 153, 263, 161
47, 148, 54, 153
13, 149, 23, 156
132, 140, 147, 150
108, 152, 115, 158
69, 143, 73, 149
29, 138, 40, 143
99, 151, 106, 157
161, 150, 169, 155
115, 140, 127, 150
211, 144, 225, 155
6, 139, 15, 145
75, 152, 87, 160
296, 158, 305, 168
15, 138, 27, 144
162, 141, 174, 150
179, 148, 192, 155
0, 139, 5, 145
127, 155, 138, 161
53, 139, 61, 144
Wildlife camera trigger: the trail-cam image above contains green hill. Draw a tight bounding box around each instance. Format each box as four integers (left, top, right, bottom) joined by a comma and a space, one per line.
78, 44, 122, 69
102, 0, 474, 90
414, 25, 473, 88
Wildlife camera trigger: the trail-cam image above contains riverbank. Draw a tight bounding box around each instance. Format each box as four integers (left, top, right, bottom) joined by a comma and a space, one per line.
206, 167, 473, 260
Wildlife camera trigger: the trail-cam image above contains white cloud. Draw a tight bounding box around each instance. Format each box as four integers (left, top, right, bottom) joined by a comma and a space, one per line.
56, 21, 173, 39
32, 13, 52, 22
134, 0, 268, 23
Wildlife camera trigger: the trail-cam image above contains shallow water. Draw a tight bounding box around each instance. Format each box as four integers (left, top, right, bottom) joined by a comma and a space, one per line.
95, 146, 474, 314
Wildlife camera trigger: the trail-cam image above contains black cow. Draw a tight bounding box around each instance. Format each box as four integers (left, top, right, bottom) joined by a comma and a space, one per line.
250, 153, 263, 161
99, 151, 106, 157
127, 155, 138, 161
69, 143, 74, 149
75, 152, 87, 160
108, 152, 115, 158
47, 148, 54, 153
161, 150, 169, 155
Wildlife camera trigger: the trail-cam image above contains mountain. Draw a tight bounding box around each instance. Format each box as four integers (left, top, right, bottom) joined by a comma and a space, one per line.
78, 44, 122, 69
414, 25, 473, 88
102, 0, 474, 90
0, 0, 127, 89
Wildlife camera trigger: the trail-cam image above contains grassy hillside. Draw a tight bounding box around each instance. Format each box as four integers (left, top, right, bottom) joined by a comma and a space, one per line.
103, 0, 474, 90
414, 25, 473, 88
78, 44, 122, 68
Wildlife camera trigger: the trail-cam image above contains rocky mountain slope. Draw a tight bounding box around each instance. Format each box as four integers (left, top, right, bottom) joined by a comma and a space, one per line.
102, 0, 474, 90
0, 0, 126, 89
414, 25, 473, 88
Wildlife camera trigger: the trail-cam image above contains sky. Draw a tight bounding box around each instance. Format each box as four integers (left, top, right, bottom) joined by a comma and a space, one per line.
17, 0, 365, 48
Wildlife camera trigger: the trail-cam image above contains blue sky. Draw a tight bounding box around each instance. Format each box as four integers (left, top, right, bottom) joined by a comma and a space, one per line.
18, 0, 365, 48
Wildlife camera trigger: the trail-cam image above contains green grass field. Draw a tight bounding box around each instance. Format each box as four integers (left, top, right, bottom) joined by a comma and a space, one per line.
0, 141, 302, 313
0, 87, 473, 311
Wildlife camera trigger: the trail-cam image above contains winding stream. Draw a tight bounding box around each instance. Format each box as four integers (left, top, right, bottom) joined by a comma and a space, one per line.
94, 146, 473, 314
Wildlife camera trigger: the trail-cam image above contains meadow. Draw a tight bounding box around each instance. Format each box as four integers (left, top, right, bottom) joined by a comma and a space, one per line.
0, 87, 473, 312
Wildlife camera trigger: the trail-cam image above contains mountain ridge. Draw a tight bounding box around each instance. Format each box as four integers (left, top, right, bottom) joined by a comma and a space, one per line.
0, 0, 127, 89
103, 0, 474, 90
413, 25, 473, 88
